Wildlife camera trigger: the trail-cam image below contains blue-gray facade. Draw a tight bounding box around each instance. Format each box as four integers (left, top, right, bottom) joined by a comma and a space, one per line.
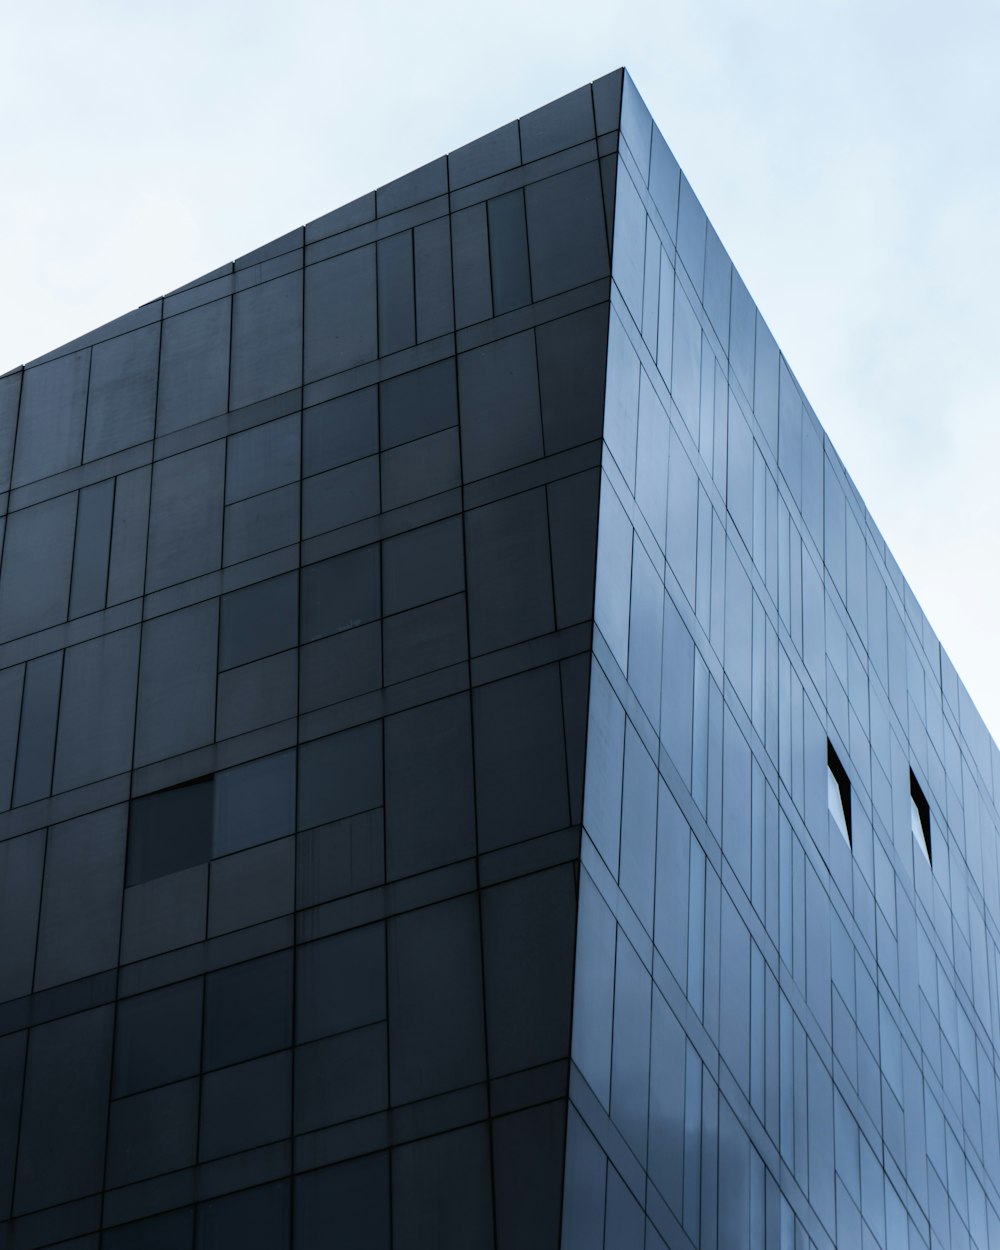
0, 69, 996, 1250
564, 74, 1000, 1250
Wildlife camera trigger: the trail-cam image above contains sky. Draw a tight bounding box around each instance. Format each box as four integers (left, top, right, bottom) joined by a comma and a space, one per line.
2, 0, 999, 740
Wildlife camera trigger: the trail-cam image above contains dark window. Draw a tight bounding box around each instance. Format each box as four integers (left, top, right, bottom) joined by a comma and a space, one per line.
127, 776, 214, 886
910, 769, 931, 864
827, 741, 851, 846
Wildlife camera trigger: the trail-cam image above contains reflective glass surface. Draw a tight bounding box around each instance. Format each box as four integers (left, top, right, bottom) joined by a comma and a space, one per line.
565, 67, 1000, 1250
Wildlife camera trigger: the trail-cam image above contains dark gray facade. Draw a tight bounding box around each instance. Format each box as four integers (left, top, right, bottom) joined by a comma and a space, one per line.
0, 68, 997, 1250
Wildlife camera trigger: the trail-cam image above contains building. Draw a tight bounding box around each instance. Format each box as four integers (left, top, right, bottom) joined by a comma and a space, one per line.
0, 67, 997, 1250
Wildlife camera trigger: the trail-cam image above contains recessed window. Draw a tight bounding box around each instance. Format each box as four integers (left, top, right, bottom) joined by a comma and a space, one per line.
910, 770, 931, 865
127, 775, 214, 886
827, 741, 852, 846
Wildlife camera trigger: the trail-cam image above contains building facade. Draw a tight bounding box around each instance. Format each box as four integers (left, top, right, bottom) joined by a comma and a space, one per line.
0, 69, 998, 1250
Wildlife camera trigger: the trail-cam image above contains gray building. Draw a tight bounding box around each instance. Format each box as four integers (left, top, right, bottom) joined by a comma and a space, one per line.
0, 68, 996, 1250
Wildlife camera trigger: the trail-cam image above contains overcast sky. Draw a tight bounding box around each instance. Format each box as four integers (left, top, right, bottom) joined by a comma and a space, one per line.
2, 0, 999, 742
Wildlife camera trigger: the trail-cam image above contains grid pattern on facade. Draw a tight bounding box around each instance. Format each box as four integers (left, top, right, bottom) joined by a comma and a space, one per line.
564, 72, 1000, 1250
2, 67, 1000, 1250
0, 72, 623, 1250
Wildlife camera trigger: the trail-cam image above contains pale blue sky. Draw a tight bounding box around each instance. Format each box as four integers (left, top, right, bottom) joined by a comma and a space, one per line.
2, 0, 999, 738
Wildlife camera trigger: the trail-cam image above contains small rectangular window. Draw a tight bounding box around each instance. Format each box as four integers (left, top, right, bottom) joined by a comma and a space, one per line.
910, 769, 931, 865
827, 741, 851, 846
127, 775, 214, 885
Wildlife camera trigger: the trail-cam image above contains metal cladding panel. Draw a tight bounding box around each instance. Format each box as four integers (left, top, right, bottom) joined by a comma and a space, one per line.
0, 71, 623, 1249
570, 67, 1000, 1250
